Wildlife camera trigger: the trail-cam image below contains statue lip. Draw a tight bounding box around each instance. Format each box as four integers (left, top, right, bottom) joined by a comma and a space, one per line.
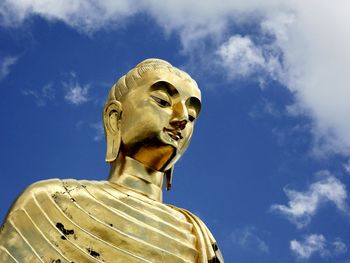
163, 128, 183, 141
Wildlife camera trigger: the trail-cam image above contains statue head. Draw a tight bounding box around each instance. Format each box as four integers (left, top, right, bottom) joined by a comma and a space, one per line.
103, 58, 201, 189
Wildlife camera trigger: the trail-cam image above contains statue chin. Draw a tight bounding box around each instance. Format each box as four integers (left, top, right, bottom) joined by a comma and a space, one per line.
122, 140, 178, 172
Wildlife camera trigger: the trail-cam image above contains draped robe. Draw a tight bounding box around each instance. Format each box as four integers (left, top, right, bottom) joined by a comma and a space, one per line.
0, 179, 223, 263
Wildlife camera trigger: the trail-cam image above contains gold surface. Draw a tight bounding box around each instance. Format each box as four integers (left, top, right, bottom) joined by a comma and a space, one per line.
0, 59, 223, 262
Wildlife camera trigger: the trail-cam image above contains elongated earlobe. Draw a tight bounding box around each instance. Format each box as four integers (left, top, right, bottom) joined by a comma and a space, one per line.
165, 166, 174, 191
105, 131, 121, 162
104, 101, 122, 163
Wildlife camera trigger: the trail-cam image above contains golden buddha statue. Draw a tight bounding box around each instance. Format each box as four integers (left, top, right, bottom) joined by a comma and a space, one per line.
0, 59, 224, 263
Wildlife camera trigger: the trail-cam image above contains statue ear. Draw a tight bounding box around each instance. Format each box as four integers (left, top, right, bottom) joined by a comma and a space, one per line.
165, 166, 174, 191
104, 100, 122, 163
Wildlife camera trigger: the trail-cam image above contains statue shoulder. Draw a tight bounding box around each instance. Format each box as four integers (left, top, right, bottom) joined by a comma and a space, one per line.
5, 178, 77, 219
168, 205, 225, 263
23, 178, 64, 194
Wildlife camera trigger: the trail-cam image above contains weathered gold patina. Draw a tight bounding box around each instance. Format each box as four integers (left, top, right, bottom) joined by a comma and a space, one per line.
0, 59, 224, 262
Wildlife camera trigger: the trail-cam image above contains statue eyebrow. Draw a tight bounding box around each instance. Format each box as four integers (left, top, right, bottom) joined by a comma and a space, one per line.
150, 81, 177, 96
150, 80, 201, 114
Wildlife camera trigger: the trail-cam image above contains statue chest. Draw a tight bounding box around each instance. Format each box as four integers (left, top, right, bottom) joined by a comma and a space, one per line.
0, 179, 198, 263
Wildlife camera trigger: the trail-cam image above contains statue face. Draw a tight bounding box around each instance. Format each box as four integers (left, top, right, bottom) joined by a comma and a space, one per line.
119, 71, 201, 171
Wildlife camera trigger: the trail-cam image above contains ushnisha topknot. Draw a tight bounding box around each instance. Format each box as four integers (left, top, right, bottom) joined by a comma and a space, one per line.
105, 58, 199, 104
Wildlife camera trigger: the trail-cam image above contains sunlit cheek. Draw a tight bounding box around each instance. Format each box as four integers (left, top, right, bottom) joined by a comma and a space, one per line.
180, 126, 193, 149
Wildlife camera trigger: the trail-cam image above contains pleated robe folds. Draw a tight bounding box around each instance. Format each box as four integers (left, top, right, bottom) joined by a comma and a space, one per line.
0, 179, 223, 263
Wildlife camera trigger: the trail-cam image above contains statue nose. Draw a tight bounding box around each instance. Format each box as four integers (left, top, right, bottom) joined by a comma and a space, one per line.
170, 119, 188, 130
170, 101, 188, 130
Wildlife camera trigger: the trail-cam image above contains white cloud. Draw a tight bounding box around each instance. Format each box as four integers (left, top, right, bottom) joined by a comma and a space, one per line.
150, 1, 350, 157
290, 234, 327, 260
271, 172, 348, 228
216, 34, 285, 92
0, 56, 17, 81
0, 0, 139, 32
231, 226, 269, 253
0, 0, 273, 39
260, 4, 350, 157
63, 80, 89, 105
21, 83, 55, 107
217, 35, 266, 77
2, 0, 350, 156
290, 234, 347, 260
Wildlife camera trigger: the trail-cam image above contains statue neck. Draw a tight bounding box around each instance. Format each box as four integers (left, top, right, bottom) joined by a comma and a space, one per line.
108, 154, 164, 202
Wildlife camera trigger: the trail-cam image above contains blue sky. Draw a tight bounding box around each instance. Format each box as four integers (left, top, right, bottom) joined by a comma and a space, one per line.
1, 1, 350, 262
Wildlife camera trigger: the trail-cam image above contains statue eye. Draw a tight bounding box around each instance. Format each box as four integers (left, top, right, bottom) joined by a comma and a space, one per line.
151, 95, 171, 107
188, 115, 195, 122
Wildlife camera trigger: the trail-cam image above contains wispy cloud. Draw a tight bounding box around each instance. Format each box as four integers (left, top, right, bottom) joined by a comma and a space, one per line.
271, 171, 348, 228
89, 122, 104, 142
76, 121, 105, 142
249, 98, 283, 119
230, 226, 269, 254
0, 56, 17, 81
290, 234, 347, 260
21, 83, 55, 107
333, 239, 348, 255
343, 160, 350, 174
290, 234, 327, 260
63, 74, 89, 105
